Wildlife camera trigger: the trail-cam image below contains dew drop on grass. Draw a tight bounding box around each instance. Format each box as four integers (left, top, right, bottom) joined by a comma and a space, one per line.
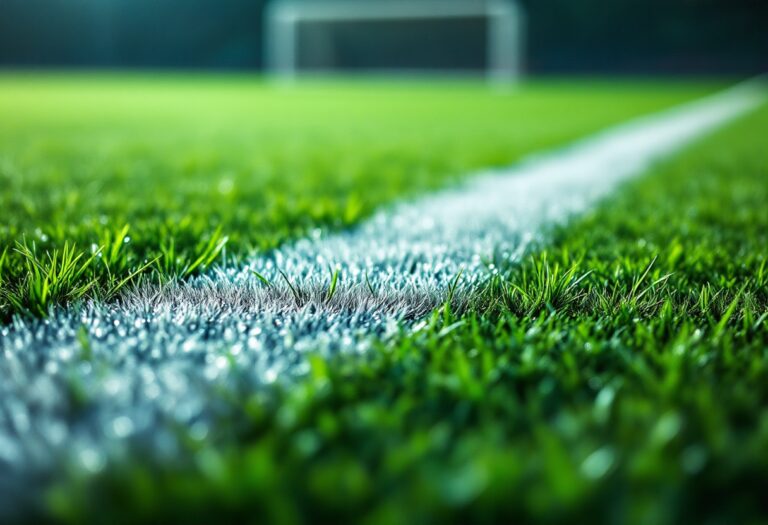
581, 447, 615, 480
111, 416, 135, 438
78, 447, 105, 473
215, 355, 228, 370
189, 421, 209, 441
264, 368, 279, 383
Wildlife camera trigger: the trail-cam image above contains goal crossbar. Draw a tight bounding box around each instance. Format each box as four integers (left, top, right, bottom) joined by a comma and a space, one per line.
264, 0, 524, 83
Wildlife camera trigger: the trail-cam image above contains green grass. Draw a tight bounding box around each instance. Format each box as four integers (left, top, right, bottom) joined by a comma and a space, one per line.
0, 74, 721, 319
39, 99, 768, 523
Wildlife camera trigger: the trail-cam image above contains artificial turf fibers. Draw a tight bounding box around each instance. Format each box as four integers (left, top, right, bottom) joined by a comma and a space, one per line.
47, 100, 768, 525
0, 75, 766, 524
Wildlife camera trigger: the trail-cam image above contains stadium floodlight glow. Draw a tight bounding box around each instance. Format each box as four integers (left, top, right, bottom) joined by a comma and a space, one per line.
264, 0, 525, 84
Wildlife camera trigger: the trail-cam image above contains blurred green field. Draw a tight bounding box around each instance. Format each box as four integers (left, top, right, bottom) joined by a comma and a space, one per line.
0, 74, 721, 318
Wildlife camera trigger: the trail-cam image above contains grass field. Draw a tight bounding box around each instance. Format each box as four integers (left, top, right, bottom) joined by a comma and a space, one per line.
0, 74, 721, 320
1, 75, 767, 524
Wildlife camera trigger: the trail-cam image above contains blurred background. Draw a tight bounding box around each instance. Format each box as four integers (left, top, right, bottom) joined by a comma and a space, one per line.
0, 0, 766, 76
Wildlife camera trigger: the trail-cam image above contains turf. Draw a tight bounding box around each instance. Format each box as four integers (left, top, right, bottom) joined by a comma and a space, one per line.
0, 74, 721, 320
25, 98, 767, 523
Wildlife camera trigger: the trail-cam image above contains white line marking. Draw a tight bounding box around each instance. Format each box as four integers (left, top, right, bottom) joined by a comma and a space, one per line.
0, 82, 764, 487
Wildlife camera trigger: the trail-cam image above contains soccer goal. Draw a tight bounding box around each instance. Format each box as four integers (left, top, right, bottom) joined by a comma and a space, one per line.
264, 0, 525, 84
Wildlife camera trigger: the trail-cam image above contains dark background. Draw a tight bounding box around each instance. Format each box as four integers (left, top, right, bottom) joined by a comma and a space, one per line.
0, 0, 766, 74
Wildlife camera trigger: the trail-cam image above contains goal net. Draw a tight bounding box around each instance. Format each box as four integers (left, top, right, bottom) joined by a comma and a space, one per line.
264, 0, 525, 83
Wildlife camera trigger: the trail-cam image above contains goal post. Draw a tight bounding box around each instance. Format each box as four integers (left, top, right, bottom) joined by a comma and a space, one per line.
264, 0, 525, 84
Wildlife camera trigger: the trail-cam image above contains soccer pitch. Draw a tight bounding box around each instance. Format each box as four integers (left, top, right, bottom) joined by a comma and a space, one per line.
1, 75, 767, 523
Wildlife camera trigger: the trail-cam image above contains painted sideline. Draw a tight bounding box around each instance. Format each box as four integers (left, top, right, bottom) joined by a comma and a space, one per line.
0, 81, 764, 489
